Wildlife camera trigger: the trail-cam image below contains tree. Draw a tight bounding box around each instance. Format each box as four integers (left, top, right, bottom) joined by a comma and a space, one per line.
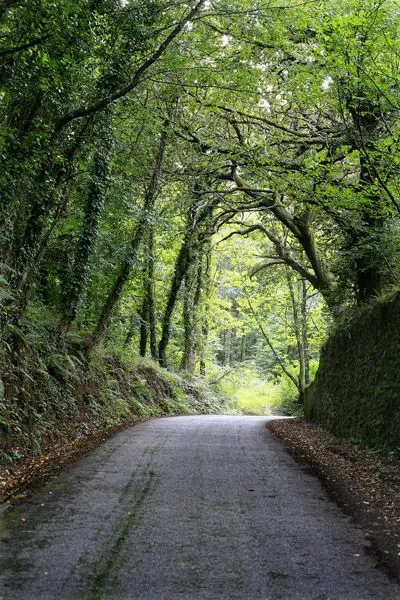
1, 0, 400, 418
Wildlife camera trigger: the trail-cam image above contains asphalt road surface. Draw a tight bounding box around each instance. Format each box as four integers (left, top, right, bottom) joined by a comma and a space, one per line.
1, 415, 399, 599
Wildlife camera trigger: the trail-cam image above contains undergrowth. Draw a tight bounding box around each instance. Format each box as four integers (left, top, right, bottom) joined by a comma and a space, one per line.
210, 361, 319, 417
211, 362, 293, 416
0, 336, 224, 464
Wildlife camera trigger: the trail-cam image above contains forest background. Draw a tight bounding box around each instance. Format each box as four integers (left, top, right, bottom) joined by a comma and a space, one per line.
1, 0, 400, 457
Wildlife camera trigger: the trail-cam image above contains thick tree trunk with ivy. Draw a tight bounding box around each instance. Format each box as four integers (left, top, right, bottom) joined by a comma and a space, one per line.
180, 268, 195, 372
158, 227, 194, 368
137, 227, 158, 359
138, 227, 157, 358
353, 155, 384, 303
345, 96, 389, 303
181, 255, 203, 373
124, 311, 139, 349
146, 227, 158, 360
57, 122, 112, 343
199, 321, 208, 376
301, 279, 310, 386
158, 193, 214, 368
84, 128, 167, 356
139, 296, 149, 357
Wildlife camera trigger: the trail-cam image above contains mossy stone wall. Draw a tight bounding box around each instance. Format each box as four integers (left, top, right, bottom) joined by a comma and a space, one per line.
311, 294, 400, 453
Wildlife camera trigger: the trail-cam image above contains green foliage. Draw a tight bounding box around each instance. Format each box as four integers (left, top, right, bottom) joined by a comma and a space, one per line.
2, 0, 400, 457
212, 363, 278, 415
272, 360, 320, 417
0, 348, 224, 461
275, 374, 303, 417
312, 294, 400, 453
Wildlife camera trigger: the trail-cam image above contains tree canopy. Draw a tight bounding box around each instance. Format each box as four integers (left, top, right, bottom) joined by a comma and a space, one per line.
1, 0, 400, 418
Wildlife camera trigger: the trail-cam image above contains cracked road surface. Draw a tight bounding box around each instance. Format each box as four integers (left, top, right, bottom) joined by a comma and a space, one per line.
1, 415, 399, 599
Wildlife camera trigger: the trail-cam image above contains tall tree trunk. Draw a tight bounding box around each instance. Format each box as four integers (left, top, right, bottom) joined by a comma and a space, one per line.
199, 238, 212, 376
292, 210, 332, 305
146, 227, 157, 360
301, 278, 310, 386
345, 97, 387, 302
354, 154, 384, 302
84, 127, 167, 356
223, 330, 232, 366
137, 227, 157, 358
0, 86, 45, 259
124, 311, 139, 348
158, 227, 193, 368
57, 120, 112, 343
158, 191, 214, 368
240, 334, 246, 361
181, 254, 203, 373
139, 296, 149, 357
286, 269, 305, 399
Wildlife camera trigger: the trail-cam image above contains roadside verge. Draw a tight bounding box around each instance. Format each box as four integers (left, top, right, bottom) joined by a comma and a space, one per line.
0, 419, 142, 503
267, 419, 400, 581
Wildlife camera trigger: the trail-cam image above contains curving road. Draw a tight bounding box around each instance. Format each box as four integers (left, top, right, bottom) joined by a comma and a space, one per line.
1, 415, 399, 599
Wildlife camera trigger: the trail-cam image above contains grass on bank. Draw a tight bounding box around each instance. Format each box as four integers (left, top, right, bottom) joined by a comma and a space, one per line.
0, 340, 225, 465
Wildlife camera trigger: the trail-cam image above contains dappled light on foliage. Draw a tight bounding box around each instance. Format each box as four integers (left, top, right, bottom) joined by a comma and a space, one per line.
1, 0, 400, 464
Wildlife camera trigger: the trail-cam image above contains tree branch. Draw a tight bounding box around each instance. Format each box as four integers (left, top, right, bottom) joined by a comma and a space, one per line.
55, 0, 207, 131
0, 34, 52, 57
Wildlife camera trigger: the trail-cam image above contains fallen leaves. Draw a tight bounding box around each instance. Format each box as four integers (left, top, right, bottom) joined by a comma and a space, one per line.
0, 419, 140, 503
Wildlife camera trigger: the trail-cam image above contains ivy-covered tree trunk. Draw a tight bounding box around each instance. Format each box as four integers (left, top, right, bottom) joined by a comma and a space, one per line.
158, 190, 214, 368
138, 226, 158, 359
84, 128, 167, 356
124, 311, 139, 349
345, 98, 388, 303
146, 226, 158, 360
158, 226, 194, 368
57, 120, 113, 343
139, 296, 149, 357
354, 154, 384, 303
181, 255, 203, 373
301, 278, 310, 386
199, 238, 212, 376
0, 90, 45, 262
199, 319, 209, 376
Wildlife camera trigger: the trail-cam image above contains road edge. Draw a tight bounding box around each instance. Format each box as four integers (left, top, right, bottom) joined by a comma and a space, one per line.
267, 418, 400, 582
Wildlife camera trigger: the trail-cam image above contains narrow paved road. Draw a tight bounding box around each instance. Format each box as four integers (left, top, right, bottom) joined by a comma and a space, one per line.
1, 416, 399, 599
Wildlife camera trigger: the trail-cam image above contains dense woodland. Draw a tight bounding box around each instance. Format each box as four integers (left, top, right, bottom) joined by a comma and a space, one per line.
1, 0, 400, 448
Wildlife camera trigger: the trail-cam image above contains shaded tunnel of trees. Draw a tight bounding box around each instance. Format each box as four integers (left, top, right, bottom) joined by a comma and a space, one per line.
1, 0, 400, 435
